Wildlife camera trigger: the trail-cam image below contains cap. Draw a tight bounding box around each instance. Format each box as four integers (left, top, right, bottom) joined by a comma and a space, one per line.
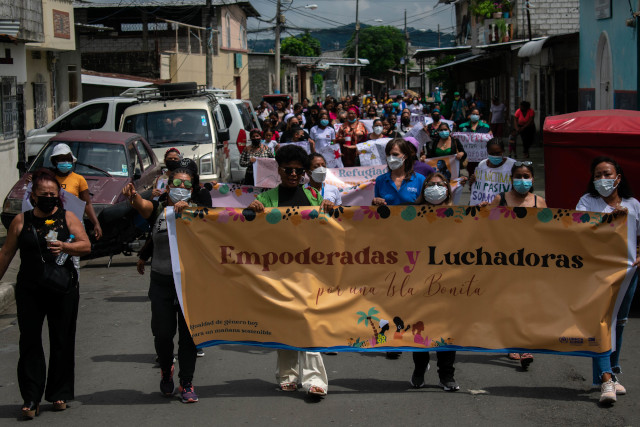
403, 136, 420, 152
165, 147, 181, 157
454, 91, 460, 96
284, 113, 295, 122
432, 108, 441, 114
50, 143, 77, 162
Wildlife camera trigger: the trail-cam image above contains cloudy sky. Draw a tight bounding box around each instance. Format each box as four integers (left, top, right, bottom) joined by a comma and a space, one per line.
248, 0, 456, 36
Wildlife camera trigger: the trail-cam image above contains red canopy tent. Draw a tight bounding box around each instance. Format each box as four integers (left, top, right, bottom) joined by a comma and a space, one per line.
543, 110, 640, 209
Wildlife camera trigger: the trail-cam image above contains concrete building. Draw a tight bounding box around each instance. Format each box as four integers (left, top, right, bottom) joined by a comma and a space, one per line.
578, 0, 639, 110
74, 0, 259, 99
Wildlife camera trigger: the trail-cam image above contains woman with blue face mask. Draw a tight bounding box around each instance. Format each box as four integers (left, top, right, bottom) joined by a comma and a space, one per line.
576, 156, 640, 405
49, 144, 102, 240
122, 167, 202, 404
425, 123, 467, 165
468, 138, 516, 205
459, 108, 491, 134
309, 112, 336, 152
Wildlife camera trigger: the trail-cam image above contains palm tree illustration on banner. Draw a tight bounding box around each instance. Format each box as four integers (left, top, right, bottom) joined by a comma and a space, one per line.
356, 307, 381, 338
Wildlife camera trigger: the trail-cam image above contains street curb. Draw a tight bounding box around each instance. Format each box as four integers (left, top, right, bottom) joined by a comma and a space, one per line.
0, 282, 16, 313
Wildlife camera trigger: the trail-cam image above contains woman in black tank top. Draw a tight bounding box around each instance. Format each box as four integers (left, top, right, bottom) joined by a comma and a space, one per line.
0, 169, 90, 419
488, 162, 547, 369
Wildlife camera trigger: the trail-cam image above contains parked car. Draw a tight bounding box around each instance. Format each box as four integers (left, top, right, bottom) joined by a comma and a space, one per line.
2, 130, 161, 259
218, 98, 262, 182
25, 96, 138, 161
120, 82, 231, 183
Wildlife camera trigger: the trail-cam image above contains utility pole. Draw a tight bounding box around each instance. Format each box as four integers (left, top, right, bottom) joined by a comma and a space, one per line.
404, 9, 408, 89
274, 0, 282, 93
526, 0, 532, 41
206, 0, 214, 89
437, 24, 440, 48
354, 0, 360, 95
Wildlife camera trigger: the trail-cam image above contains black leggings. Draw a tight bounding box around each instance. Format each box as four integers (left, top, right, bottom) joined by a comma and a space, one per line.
413, 351, 456, 380
520, 126, 536, 155
16, 281, 79, 403
149, 271, 197, 383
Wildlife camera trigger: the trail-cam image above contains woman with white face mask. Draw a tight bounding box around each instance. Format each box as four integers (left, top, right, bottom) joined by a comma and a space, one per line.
410, 172, 459, 392
122, 167, 202, 404
372, 139, 426, 207
576, 156, 640, 405
367, 119, 386, 140
305, 153, 341, 208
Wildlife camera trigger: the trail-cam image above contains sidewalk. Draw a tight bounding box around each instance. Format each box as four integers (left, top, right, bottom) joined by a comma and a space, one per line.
0, 225, 17, 313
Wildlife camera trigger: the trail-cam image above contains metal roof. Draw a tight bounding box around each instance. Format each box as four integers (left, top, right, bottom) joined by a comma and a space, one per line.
0, 20, 20, 38
73, 0, 260, 17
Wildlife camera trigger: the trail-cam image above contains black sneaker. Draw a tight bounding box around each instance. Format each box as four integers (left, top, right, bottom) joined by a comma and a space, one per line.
409, 363, 430, 388
160, 365, 175, 396
439, 377, 460, 392
386, 352, 401, 360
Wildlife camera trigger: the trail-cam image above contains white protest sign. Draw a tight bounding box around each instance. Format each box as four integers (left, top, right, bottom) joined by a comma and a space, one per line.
316, 145, 344, 169
453, 132, 492, 163
281, 140, 311, 154
356, 138, 390, 166
360, 119, 374, 133
469, 158, 516, 205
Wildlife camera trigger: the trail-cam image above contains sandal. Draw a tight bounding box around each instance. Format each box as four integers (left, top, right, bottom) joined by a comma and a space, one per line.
22, 401, 40, 419
507, 353, 521, 360
308, 385, 327, 396
53, 400, 67, 411
520, 353, 534, 370
279, 382, 297, 392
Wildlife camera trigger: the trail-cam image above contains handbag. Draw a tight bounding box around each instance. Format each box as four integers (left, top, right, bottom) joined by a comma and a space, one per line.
31, 222, 75, 295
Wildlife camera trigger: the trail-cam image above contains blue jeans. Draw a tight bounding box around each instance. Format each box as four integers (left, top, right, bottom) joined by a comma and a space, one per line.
592, 270, 638, 384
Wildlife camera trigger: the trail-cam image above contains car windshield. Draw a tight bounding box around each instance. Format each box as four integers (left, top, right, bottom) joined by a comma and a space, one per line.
122, 109, 212, 147
30, 141, 130, 177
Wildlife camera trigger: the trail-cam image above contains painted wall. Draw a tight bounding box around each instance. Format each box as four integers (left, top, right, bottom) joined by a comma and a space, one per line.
219, 5, 247, 52
28, 0, 76, 51
579, 0, 638, 110
24, 52, 52, 132
0, 43, 27, 83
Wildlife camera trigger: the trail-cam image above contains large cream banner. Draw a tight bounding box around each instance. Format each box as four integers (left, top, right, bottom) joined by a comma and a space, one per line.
167, 205, 634, 356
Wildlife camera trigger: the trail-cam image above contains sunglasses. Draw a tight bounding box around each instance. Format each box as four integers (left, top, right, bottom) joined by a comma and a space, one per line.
279, 167, 305, 176
172, 178, 193, 188
426, 181, 447, 187
514, 161, 533, 167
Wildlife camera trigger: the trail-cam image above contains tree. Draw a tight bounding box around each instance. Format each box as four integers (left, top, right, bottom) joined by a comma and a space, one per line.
280, 31, 322, 57
344, 26, 405, 76
356, 307, 380, 338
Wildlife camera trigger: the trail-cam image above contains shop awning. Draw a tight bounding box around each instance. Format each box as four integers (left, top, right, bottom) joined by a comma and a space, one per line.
367, 77, 385, 84
82, 74, 154, 88
517, 37, 549, 58
428, 54, 484, 71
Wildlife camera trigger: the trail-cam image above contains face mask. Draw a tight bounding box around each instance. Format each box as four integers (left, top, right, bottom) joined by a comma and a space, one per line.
438, 130, 450, 139
56, 162, 73, 174
423, 185, 448, 205
260, 139, 266, 144
413, 100, 418, 105
373, 126, 383, 135
34, 196, 59, 214
251, 138, 261, 146
594, 177, 619, 197
169, 187, 191, 203
488, 155, 504, 166
401, 117, 410, 126
432, 114, 440, 122
387, 155, 404, 171
165, 160, 181, 171
311, 166, 327, 183
320, 119, 329, 127
513, 178, 533, 194
470, 114, 480, 122
348, 118, 356, 124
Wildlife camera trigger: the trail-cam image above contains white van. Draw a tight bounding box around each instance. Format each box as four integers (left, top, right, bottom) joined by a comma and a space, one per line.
120, 83, 231, 183
217, 98, 262, 182
25, 96, 137, 159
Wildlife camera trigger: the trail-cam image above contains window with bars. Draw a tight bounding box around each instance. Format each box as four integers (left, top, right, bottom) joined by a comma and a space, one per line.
1, 76, 18, 138
33, 82, 47, 128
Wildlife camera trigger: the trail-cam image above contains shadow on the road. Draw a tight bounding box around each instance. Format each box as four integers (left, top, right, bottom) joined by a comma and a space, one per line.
216, 344, 275, 355
456, 353, 530, 369
91, 353, 157, 365
104, 295, 149, 303
482, 386, 594, 403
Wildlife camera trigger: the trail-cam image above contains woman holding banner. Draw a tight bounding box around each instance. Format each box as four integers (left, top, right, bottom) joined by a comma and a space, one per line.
411, 172, 459, 391
425, 123, 467, 166
123, 167, 201, 404
575, 157, 640, 405
240, 129, 275, 185
306, 153, 342, 206
468, 138, 515, 206
247, 145, 331, 397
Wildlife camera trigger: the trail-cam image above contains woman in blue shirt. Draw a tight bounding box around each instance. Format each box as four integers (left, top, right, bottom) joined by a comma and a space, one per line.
373, 139, 426, 207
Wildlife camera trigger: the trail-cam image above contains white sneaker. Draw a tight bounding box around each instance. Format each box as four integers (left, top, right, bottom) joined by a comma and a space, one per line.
600, 379, 617, 404
613, 379, 626, 395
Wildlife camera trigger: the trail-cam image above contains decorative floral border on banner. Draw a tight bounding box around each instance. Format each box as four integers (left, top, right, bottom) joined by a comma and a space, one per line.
176, 205, 626, 229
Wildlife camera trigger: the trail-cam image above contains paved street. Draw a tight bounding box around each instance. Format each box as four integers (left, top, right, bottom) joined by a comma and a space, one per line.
1, 252, 639, 424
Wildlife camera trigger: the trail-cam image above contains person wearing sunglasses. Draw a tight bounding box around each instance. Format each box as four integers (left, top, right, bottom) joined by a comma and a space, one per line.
575, 156, 640, 404
246, 144, 329, 397
410, 172, 459, 391
485, 161, 547, 368
122, 167, 201, 404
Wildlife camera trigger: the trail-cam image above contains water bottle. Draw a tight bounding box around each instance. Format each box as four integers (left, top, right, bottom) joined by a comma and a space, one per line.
55, 234, 75, 266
